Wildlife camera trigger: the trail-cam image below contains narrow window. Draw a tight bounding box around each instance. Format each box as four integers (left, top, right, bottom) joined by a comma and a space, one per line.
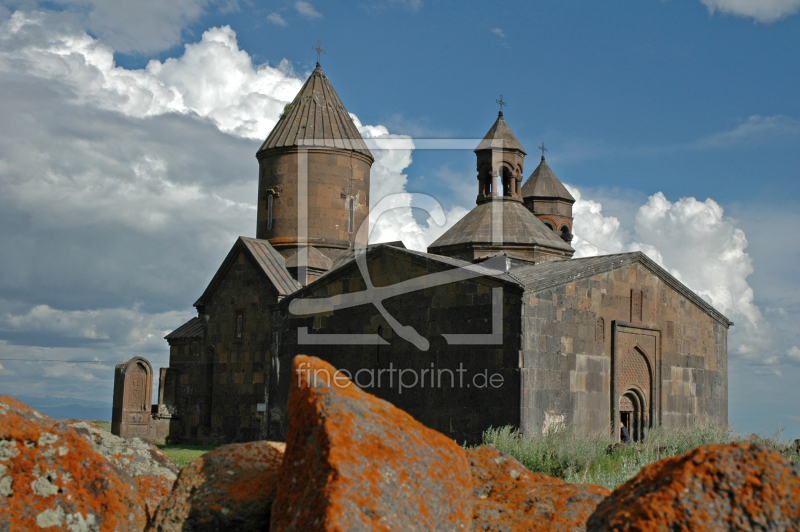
348, 198, 354, 234
267, 195, 274, 231
234, 310, 245, 340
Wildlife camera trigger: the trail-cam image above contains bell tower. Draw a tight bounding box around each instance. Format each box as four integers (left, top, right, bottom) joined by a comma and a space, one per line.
255, 61, 374, 276
474, 107, 526, 204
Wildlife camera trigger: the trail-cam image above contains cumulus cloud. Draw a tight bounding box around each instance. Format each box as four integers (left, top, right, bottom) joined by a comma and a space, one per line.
0, 8, 458, 401
267, 12, 287, 26
567, 184, 773, 365
294, 1, 322, 19
700, 0, 800, 23
50, 0, 211, 53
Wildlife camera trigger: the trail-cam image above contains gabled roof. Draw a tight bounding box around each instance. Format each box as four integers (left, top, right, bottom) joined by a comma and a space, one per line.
474, 112, 527, 154
521, 157, 575, 202
428, 200, 574, 252
508, 251, 733, 327
257, 63, 372, 160
165, 316, 205, 340
277, 243, 524, 309
194, 237, 301, 308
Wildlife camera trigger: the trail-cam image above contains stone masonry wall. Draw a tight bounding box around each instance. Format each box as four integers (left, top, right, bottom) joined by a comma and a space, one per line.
170, 250, 278, 443
270, 250, 523, 445
520, 263, 728, 438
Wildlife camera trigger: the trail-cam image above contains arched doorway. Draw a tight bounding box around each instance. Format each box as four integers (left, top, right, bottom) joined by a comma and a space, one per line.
617, 346, 653, 442
619, 387, 647, 442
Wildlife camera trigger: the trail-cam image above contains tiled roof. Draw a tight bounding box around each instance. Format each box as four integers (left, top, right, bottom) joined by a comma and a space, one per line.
508, 252, 733, 326
428, 200, 574, 252
257, 63, 372, 159
521, 157, 575, 202
165, 316, 205, 340
474, 112, 526, 154
284, 246, 333, 271
194, 237, 301, 308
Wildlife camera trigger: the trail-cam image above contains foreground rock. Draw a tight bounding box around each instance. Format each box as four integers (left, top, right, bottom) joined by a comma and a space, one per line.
469, 445, 610, 531
0, 395, 147, 531
587, 442, 800, 531
69, 420, 179, 517
270, 355, 473, 531
147, 440, 285, 531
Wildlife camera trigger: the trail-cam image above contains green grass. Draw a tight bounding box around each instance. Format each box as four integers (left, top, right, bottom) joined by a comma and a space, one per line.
155, 444, 217, 468
89, 420, 111, 432
482, 423, 800, 490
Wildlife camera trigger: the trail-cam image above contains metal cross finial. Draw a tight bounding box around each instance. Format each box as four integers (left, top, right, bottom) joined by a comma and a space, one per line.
312, 40, 326, 63
496, 95, 507, 113
539, 142, 547, 158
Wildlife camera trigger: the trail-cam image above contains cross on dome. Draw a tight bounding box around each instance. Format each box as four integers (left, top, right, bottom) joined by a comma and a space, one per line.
312, 40, 326, 63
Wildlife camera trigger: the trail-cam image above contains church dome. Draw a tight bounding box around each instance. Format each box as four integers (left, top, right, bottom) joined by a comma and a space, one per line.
474, 112, 527, 155
521, 156, 574, 202
257, 62, 373, 160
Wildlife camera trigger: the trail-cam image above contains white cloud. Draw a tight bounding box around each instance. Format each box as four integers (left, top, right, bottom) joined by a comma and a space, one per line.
295, 1, 322, 19
267, 12, 287, 26
787, 346, 800, 363
695, 115, 800, 149
490, 28, 505, 37
51, 0, 211, 53
567, 184, 772, 365
700, 0, 800, 23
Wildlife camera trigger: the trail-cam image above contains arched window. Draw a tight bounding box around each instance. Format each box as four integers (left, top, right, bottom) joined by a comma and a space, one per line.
267, 195, 274, 231
544, 221, 555, 231
348, 198, 355, 233
560, 225, 571, 242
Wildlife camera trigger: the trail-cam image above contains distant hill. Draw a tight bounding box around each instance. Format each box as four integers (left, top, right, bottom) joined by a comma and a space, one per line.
9, 394, 112, 421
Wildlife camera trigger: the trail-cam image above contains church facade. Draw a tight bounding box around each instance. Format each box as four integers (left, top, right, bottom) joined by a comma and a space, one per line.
160, 62, 730, 445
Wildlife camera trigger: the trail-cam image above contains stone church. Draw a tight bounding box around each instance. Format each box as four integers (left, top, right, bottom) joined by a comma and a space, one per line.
154, 61, 730, 446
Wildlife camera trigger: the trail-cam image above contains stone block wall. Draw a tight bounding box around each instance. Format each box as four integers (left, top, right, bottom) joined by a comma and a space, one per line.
520, 263, 728, 438
269, 250, 523, 445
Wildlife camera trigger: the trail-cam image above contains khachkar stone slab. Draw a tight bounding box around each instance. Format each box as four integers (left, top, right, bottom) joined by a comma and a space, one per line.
112, 356, 154, 439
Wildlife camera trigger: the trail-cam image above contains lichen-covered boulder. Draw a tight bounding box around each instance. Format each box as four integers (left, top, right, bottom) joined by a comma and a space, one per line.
69, 420, 179, 517
0, 395, 147, 531
587, 443, 800, 531
269, 355, 473, 532
469, 445, 610, 531
147, 440, 285, 532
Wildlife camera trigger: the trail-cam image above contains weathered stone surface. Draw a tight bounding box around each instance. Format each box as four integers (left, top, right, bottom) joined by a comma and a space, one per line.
587, 443, 800, 531
270, 355, 473, 531
0, 395, 147, 532
147, 440, 284, 532
469, 445, 610, 532
69, 420, 178, 517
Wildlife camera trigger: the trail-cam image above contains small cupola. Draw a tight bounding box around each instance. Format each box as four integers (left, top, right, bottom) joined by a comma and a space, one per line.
474, 103, 526, 204
521, 146, 575, 243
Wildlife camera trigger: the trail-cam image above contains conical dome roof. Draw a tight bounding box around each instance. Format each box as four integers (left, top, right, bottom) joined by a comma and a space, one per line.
258, 63, 372, 159
428, 200, 573, 252
521, 157, 574, 202
474, 112, 527, 154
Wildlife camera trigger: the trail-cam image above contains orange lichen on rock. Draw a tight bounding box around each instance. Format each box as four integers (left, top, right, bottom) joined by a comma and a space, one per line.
469, 445, 610, 531
269, 355, 473, 532
586, 443, 800, 531
147, 440, 285, 531
69, 420, 179, 518
0, 395, 147, 532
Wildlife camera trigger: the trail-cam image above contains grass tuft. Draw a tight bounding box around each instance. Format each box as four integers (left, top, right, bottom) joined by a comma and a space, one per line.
483, 423, 799, 490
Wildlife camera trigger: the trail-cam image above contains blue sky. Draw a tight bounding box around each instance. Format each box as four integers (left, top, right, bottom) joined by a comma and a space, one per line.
0, 0, 798, 438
